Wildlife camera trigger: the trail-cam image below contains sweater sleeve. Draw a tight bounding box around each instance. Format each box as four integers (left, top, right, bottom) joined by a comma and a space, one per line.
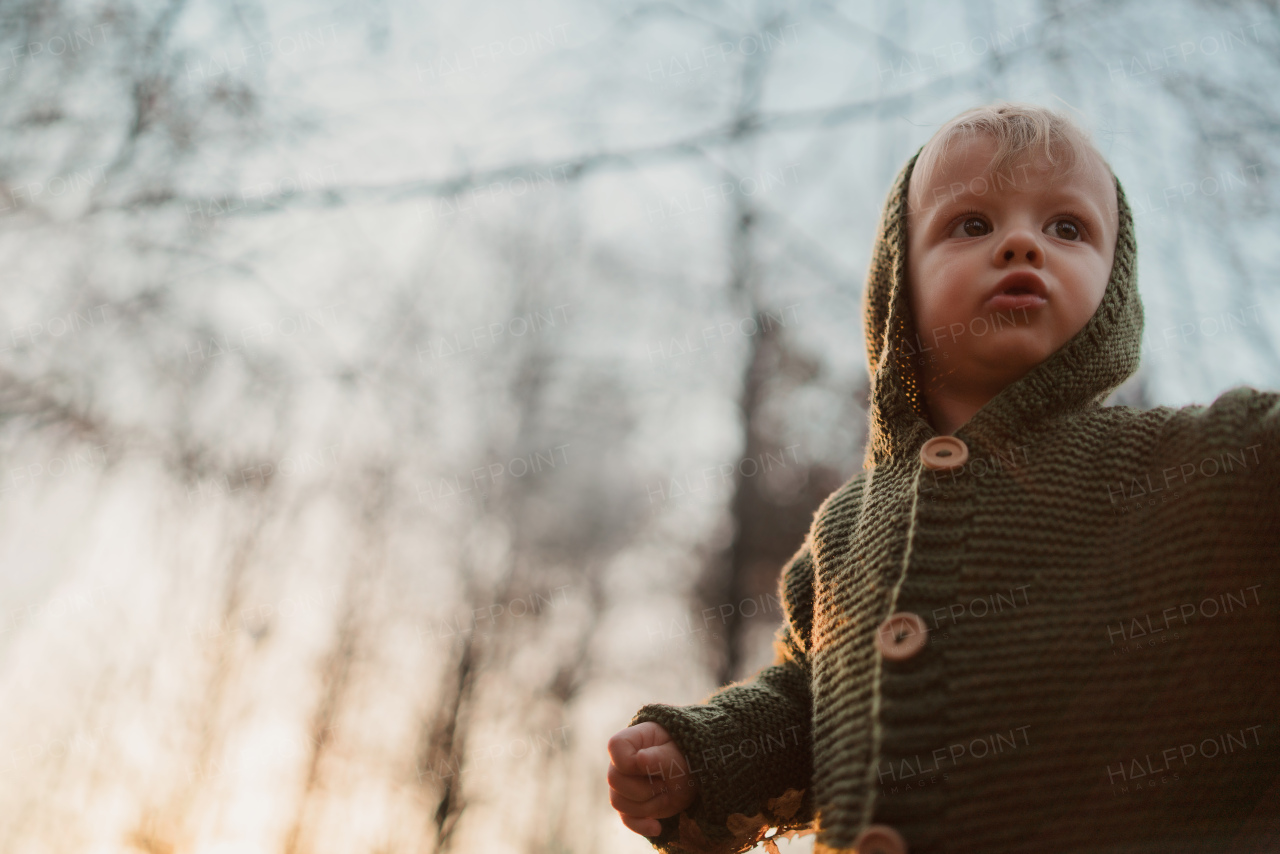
1157, 386, 1280, 498
628, 539, 817, 854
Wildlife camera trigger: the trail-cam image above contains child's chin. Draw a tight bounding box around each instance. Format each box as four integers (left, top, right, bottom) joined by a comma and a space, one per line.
972, 340, 1054, 375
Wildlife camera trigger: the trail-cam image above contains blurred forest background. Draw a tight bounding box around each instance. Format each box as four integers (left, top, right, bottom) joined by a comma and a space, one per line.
0, 0, 1277, 851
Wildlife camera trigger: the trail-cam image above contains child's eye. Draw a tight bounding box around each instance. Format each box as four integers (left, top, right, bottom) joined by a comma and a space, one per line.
947, 213, 1085, 240
949, 215, 990, 238
1045, 219, 1082, 241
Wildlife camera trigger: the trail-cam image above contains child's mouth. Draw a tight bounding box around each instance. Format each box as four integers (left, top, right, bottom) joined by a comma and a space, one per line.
986, 291, 1048, 311
985, 272, 1048, 311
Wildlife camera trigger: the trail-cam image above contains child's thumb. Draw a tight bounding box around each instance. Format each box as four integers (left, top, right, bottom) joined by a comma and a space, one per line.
608, 729, 652, 775
636, 741, 689, 781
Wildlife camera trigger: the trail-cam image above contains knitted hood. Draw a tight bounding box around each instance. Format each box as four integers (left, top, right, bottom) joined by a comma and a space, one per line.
860, 146, 1144, 469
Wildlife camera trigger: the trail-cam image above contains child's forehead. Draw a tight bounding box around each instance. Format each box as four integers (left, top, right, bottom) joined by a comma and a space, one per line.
909, 134, 1115, 215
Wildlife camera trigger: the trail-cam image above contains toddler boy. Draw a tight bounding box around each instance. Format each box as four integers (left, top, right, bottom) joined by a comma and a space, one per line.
608, 102, 1279, 853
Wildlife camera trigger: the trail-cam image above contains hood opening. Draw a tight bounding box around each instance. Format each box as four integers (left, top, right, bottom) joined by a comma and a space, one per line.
860, 146, 1144, 470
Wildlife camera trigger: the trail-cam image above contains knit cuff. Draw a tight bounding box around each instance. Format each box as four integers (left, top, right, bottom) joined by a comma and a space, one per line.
628, 661, 815, 854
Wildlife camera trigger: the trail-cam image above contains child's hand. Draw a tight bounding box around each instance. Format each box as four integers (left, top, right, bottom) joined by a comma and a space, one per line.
607, 721, 698, 837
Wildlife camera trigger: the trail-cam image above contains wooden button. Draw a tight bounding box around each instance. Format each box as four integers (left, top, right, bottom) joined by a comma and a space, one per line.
919, 436, 968, 471
854, 824, 908, 854
874, 612, 928, 661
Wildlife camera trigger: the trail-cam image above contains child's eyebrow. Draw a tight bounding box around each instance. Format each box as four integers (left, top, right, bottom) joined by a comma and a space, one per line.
911, 182, 1110, 232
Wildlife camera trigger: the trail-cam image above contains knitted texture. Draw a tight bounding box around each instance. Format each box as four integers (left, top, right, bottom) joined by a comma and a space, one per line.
631, 147, 1280, 853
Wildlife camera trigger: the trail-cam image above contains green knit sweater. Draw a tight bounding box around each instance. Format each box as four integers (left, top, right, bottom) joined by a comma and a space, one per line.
630, 147, 1280, 853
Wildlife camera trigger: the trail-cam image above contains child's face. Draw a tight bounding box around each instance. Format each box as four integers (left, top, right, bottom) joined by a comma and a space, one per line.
906, 134, 1118, 400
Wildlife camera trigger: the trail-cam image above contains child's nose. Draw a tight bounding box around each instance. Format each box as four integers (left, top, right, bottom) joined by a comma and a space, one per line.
1002, 246, 1039, 263
994, 227, 1043, 266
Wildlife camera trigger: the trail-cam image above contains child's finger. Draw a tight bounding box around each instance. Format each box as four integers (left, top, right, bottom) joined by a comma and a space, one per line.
607, 762, 670, 803
606, 729, 644, 775
608, 785, 666, 816
634, 743, 688, 783
609, 783, 680, 824
607, 723, 668, 775
618, 811, 662, 838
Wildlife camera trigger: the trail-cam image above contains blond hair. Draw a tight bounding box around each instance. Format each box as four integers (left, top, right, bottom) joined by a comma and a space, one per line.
912, 101, 1109, 195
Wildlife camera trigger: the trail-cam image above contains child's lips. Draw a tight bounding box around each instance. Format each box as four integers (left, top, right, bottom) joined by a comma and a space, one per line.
985, 292, 1047, 312
984, 271, 1048, 312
